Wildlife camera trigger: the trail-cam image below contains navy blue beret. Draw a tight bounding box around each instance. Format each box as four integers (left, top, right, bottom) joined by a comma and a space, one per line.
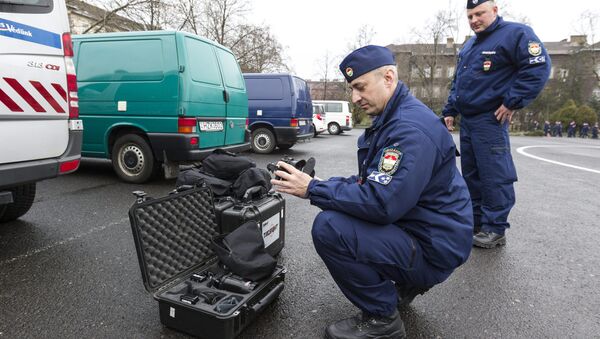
467, 0, 490, 9
339, 45, 395, 83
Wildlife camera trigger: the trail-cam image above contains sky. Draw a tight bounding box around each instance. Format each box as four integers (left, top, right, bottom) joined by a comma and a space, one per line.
248, 0, 600, 81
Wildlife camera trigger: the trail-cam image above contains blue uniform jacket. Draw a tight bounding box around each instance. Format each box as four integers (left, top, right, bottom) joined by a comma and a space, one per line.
443, 16, 551, 117
307, 82, 473, 270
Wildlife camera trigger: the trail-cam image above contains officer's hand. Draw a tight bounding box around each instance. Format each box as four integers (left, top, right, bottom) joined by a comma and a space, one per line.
444, 116, 455, 131
495, 105, 514, 124
270, 161, 316, 199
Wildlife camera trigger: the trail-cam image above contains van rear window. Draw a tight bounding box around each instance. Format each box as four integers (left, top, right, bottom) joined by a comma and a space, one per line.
246, 78, 284, 100
0, 0, 53, 14
216, 48, 245, 90
293, 77, 307, 101
185, 37, 222, 86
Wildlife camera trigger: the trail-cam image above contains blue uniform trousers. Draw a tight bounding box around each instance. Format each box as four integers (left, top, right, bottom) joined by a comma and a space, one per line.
311, 210, 452, 317
459, 112, 517, 235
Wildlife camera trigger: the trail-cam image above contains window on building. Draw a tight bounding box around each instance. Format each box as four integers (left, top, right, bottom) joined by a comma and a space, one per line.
411, 67, 420, 78
447, 66, 455, 78
423, 66, 431, 78
549, 67, 555, 79
559, 68, 569, 79
434, 66, 443, 78
433, 86, 441, 98
410, 86, 419, 97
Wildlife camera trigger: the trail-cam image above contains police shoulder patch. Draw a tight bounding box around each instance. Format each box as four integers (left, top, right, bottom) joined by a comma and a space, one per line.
378, 147, 402, 175
367, 171, 393, 185
528, 41, 542, 56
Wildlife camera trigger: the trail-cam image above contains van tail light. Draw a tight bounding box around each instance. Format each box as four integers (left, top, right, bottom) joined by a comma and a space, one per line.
290, 118, 299, 127
316, 114, 322, 121
246, 118, 249, 129
178, 117, 197, 133
62, 33, 79, 119
59, 159, 80, 174
346, 116, 350, 125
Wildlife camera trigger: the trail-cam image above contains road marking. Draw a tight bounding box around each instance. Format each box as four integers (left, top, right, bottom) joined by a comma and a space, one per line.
0, 217, 128, 266
516, 145, 600, 175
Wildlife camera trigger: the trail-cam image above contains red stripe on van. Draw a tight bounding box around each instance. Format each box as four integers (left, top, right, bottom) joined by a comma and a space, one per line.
3, 78, 45, 113
0, 88, 24, 112
30, 81, 65, 113
51, 83, 67, 101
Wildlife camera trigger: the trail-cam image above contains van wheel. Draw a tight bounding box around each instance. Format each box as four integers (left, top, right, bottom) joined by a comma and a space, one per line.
251, 128, 276, 154
112, 134, 156, 183
278, 143, 294, 150
0, 183, 36, 223
312, 124, 318, 137
328, 122, 341, 135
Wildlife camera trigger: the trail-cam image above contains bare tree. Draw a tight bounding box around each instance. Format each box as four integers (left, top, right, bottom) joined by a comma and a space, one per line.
81, 0, 175, 33
409, 9, 457, 111
575, 10, 600, 82
198, 0, 248, 46
346, 25, 376, 52
83, 0, 288, 73
232, 24, 287, 73
176, 0, 201, 33
315, 51, 334, 100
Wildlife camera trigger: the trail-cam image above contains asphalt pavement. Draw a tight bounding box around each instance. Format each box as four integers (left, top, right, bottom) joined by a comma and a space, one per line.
1, 130, 599, 338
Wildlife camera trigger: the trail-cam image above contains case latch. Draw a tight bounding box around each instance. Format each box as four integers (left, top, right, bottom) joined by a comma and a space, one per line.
132, 190, 149, 203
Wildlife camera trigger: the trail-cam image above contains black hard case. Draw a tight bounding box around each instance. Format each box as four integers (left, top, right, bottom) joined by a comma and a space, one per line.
218, 192, 285, 257
128, 187, 285, 339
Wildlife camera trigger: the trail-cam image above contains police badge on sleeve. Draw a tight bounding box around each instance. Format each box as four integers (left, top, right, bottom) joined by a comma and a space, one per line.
378, 147, 402, 175
528, 41, 542, 56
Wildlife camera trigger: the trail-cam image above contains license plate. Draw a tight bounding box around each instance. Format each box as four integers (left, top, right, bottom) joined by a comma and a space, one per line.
299, 120, 306, 126
198, 121, 224, 132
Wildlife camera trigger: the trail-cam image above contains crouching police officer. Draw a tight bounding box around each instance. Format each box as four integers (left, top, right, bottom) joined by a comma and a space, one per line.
271, 45, 473, 339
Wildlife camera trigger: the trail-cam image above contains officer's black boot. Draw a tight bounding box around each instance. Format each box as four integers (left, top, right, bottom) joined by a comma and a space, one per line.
325, 310, 406, 339
473, 231, 506, 248
395, 284, 431, 309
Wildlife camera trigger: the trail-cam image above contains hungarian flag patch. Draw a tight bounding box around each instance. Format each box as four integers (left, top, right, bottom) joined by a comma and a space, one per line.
378, 147, 402, 175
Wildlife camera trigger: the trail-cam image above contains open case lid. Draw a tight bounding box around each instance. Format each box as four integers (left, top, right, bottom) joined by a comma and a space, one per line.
128, 187, 219, 293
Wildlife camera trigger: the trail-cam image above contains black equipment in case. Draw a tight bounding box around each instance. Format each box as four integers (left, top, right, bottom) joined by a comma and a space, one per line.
128, 187, 286, 339
217, 189, 285, 257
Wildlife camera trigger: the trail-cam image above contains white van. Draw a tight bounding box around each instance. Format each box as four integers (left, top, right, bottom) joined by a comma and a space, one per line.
0, 0, 83, 222
312, 100, 353, 135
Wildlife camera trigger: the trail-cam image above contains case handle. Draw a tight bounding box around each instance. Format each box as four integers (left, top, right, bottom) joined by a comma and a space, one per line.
249, 282, 284, 314
241, 186, 266, 203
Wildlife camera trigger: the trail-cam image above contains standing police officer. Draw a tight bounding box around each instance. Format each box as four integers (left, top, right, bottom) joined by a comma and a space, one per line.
272, 46, 473, 339
443, 0, 551, 248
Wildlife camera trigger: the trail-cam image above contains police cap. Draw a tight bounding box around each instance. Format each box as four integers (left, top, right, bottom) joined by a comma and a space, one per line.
467, 0, 491, 9
339, 45, 395, 83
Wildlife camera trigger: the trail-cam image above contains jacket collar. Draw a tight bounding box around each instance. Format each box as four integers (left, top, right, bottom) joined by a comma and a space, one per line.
476, 16, 503, 38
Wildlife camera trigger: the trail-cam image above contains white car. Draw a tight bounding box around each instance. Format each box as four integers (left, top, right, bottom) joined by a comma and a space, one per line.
312, 100, 353, 135
312, 103, 326, 137
1, 0, 83, 222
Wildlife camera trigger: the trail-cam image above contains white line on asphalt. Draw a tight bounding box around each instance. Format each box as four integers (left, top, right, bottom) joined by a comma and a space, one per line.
516, 145, 600, 175
0, 217, 129, 266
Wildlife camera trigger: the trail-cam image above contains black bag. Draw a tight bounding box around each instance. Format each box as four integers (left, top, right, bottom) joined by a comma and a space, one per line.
176, 168, 233, 196
231, 167, 272, 200
202, 149, 256, 180
211, 220, 277, 281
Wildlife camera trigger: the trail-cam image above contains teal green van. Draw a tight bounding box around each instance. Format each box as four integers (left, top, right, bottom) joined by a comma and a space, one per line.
72, 31, 249, 183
